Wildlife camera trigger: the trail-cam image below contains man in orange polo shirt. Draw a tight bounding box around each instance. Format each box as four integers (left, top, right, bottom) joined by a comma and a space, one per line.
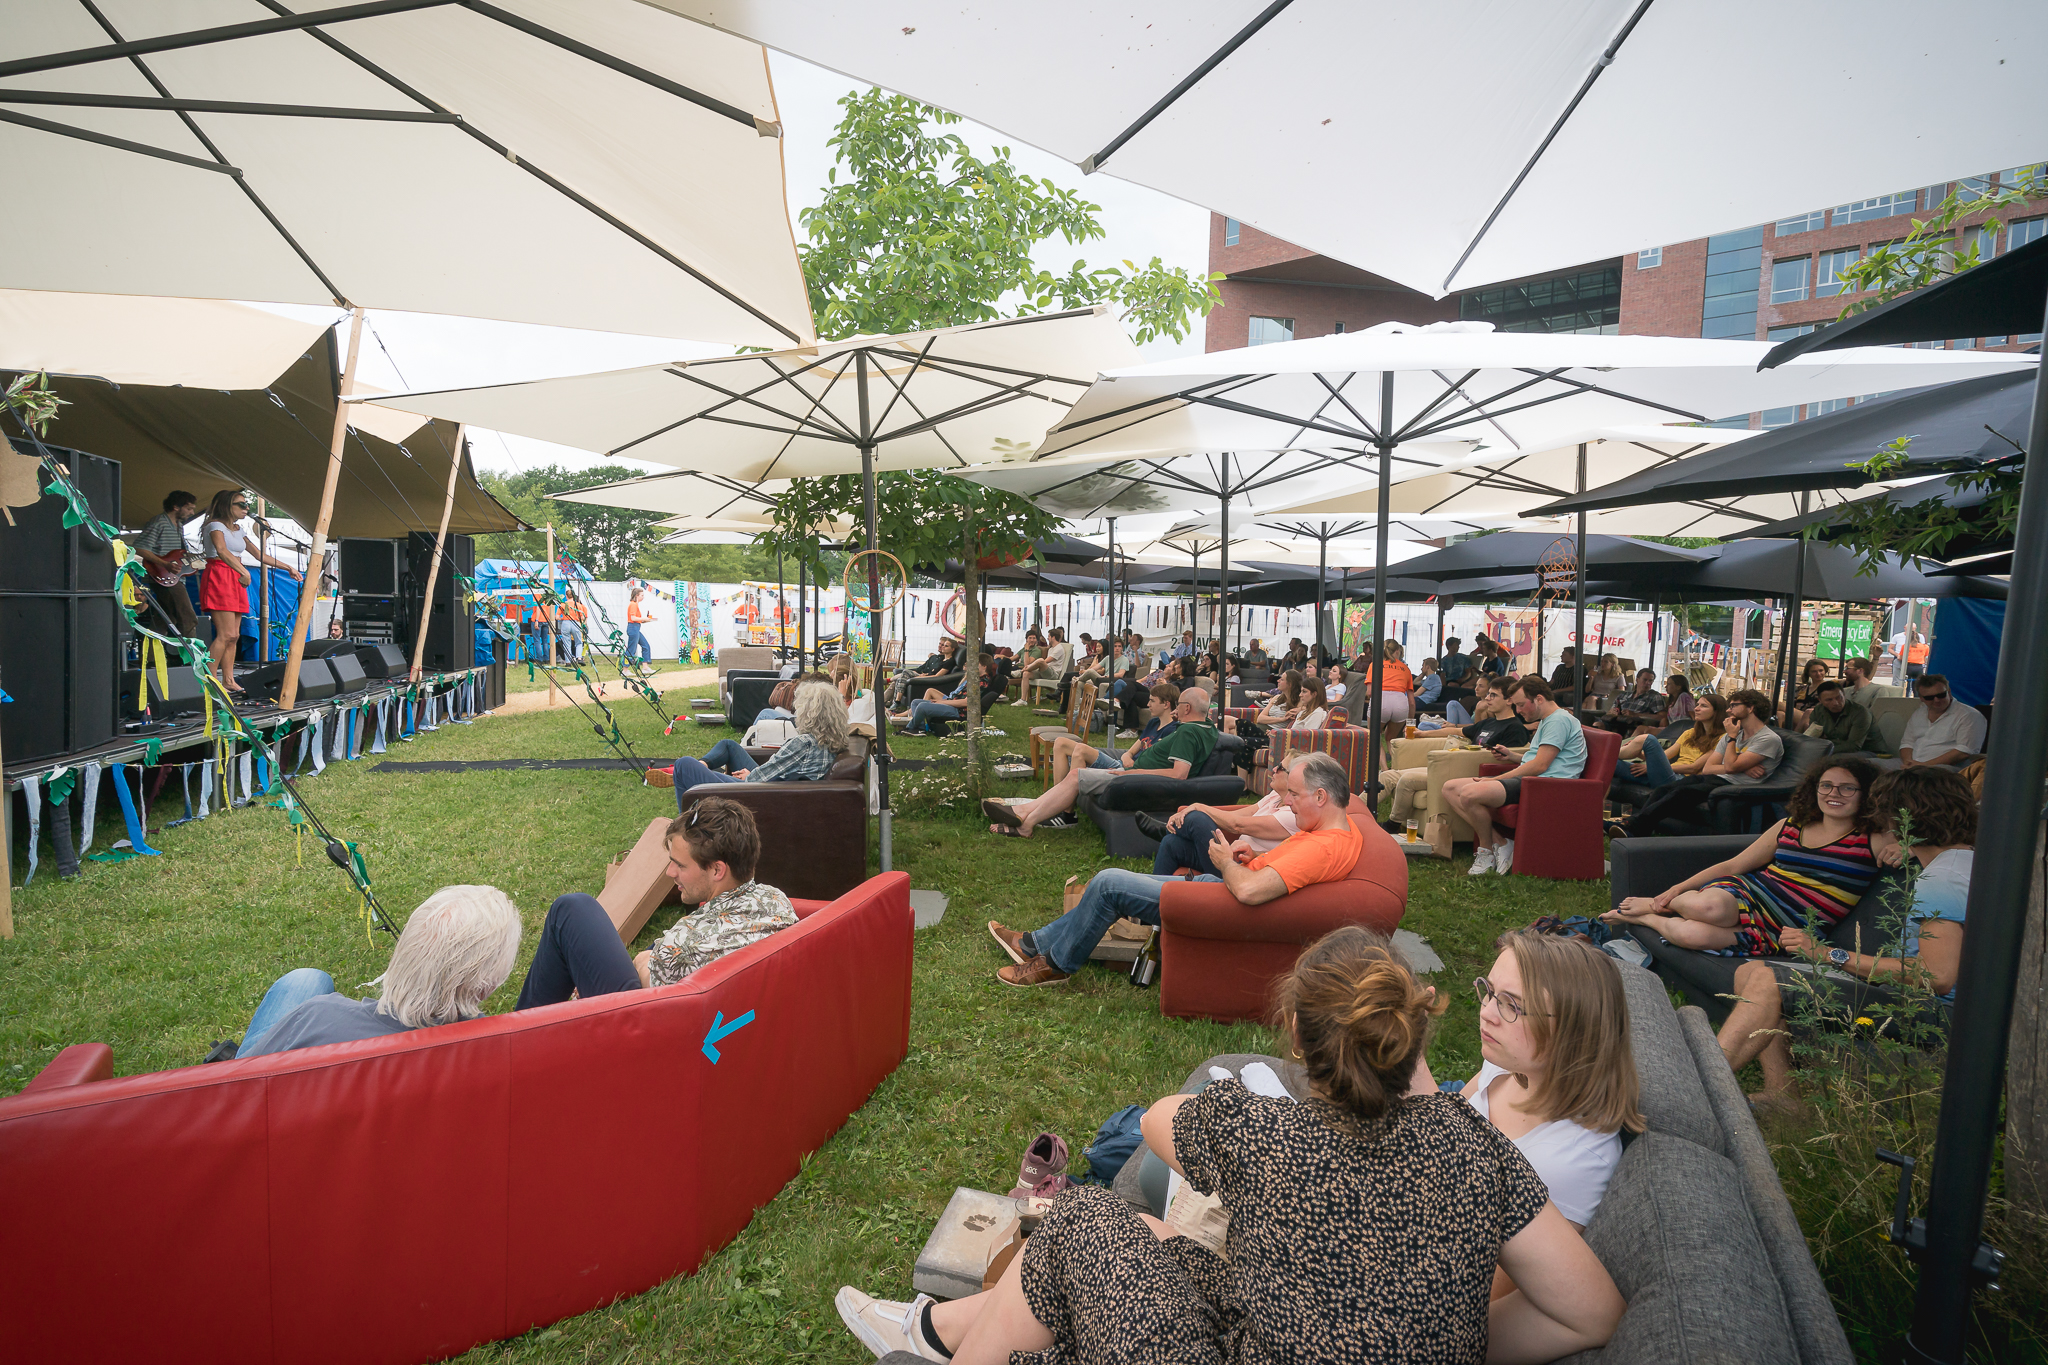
988, 751, 1365, 987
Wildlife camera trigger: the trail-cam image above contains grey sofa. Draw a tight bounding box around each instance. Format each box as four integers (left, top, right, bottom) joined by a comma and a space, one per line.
881, 956, 1851, 1365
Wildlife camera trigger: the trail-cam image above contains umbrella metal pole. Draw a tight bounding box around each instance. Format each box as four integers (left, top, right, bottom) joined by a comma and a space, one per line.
1106, 517, 1117, 673
1219, 455, 1232, 664
798, 556, 808, 673
1315, 533, 1327, 656
1573, 443, 1588, 712
1836, 600, 1852, 676
1780, 497, 1811, 721
1367, 373, 1395, 807
1904, 316, 2048, 1365
855, 354, 892, 874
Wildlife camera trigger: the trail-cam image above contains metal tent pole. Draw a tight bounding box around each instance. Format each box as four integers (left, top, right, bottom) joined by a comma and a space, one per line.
1367, 374, 1395, 805
1218, 456, 1232, 665
1903, 311, 2048, 1365
1573, 442, 1588, 712
797, 555, 808, 673
855, 353, 891, 874
1836, 599, 1852, 676
1778, 496, 1811, 721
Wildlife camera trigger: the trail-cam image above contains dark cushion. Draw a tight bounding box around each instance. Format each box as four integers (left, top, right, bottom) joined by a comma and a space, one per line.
1570, 1133, 1800, 1365
1705, 729, 1834, 807
1085, 773, 1246, 813
725, 673, 783, 729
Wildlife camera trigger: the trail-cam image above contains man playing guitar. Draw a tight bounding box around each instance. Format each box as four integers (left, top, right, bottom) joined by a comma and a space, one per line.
134, 490, 203, 639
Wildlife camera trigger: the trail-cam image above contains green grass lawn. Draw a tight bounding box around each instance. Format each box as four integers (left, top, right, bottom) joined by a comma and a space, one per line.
7, 687, 2018, 1362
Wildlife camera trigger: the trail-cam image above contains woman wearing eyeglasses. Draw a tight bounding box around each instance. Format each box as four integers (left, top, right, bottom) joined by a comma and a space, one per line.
1604, 757, 1899, 954
199, 489, 296, 695
1457, 932, 1644, 1257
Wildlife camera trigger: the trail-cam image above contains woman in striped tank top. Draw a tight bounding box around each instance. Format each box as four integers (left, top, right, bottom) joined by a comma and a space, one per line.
1604, 757, 1898, 955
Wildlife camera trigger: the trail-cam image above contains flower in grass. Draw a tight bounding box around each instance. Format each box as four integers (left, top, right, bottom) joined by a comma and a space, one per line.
1854, 1016, 1875, 1028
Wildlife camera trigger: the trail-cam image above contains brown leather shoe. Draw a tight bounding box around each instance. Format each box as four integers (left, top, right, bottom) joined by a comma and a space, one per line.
988, 921, 1029, 965
644, 765, 675, 788
998, 955, 1072, 988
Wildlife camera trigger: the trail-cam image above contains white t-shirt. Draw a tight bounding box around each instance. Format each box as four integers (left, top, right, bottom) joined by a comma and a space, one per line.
1901, 702, 1987, 762
1326, 681, 1348, 702
202, 519, 247, 561
1237, 789, 1301, 854
1294, 707, 1329, 731
1465, 1062, 1622, 1226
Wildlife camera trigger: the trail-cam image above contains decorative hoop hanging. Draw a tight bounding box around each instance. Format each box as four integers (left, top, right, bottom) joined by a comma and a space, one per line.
842, 547, 908, 612
936, 587, 969, 641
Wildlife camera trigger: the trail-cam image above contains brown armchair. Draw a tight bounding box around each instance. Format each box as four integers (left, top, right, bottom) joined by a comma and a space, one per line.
675, 738, 870, 902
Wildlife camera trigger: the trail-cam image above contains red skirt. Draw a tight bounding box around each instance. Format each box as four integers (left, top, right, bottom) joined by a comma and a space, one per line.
198, 558, 248, 613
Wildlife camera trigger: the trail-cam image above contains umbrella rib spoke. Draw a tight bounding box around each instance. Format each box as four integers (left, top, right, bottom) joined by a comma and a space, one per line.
1184, 393, 1369, 442
251, 0, 804, 344
1398, 368, 1568, 441
863, 338, 940, 435
1310, 372, 1384, 445
658, 368, 851, 444
1045, 374, 1250, 438
0, 89, 461, 121
1394, 368, 1483, 438
0, 0, 461, 79
71, 0, 355, 308
759, 356, 863, 442
1511, 368, 1712, 423
0, 106, 240, 175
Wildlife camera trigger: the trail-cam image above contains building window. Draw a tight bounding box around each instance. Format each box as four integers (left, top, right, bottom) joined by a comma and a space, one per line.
2002, 163, 2046, 191
1637, 246, 1662, 269
2011, 216, 2047, 250
1831, 193, 1915, 225
1247, 315, 1294, 346
1769, 257, 1810, 303
1774, 211, 1825, 236
1955, 173, 1994, 203
1969, 225, 1999, 262
1332, 321, 1346, 334
1811, 396, 1853, 418
1459, 267, 1622, 334
1767, 323, 1816, 343
1815, 246, 1860, 297
1761, 405, 1802, 428
1918, 183, 1950, 211
1224, 217, 1241, 246
1699, 226, 1764, 340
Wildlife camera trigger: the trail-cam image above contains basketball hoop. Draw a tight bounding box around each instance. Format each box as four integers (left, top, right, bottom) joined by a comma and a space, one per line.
842, 548, 907, 612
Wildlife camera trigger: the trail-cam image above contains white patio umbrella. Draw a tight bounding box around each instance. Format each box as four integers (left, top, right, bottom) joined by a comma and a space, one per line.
0, 289, 328, 388
1016, 320, 2034, 789
553, 469, 788, 520
5, 0, 819, 705
368, 305, 1146, 869
657, 1, 2046, 296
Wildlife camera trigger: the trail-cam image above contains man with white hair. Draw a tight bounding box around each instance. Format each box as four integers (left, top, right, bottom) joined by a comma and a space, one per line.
233, 799, 793, 1058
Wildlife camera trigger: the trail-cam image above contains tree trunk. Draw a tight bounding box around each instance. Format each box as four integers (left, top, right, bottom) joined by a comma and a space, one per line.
963, 524, 984, 790
2009, 822, 2048, 1220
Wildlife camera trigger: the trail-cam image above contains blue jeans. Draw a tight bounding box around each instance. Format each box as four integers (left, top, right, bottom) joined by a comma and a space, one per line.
1446, 699, 1474, 726
906, 699, 962, 734
701, 738, 759, 773
1152, 810, 1225, 878
1615, 737, 1677, 789
673, 755, 744, 797
625, 621, 651, 663
243, 967, 336, 1052
515, 893, 641, 1009
1030, 868, 1218, 974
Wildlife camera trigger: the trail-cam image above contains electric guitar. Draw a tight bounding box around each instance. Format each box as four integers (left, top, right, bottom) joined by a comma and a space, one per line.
145, 551, 202, 589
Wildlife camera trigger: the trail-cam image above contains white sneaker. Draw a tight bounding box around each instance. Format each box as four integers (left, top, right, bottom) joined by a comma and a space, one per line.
1117, 728, 1140, 739
1467, 845, 1495, 876
1493, 838, 1515, 874
835, 1287, 947, 1360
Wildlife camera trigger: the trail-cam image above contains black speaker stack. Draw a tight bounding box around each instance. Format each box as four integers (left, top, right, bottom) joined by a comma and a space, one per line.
403, 532, 475, 674
0, 441, 123, 764
338, 537, 401, 643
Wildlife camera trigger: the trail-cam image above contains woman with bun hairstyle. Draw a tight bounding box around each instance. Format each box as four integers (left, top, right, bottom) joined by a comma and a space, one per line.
1460, 931, 1645, 1247
835, 927, 1623, 1364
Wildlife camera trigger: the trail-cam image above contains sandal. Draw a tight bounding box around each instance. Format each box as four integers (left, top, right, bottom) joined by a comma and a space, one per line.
982, 798, 1023, 829
990, 825, 1026, 838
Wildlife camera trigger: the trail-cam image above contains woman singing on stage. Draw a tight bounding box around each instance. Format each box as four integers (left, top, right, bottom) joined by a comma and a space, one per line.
198, 489, 297, 695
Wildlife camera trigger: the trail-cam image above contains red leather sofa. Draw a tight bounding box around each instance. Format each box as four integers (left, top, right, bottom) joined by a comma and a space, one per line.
1482, 725, 1623, 879
1158, 801, 1408, 1022
0, 873, 913, 1365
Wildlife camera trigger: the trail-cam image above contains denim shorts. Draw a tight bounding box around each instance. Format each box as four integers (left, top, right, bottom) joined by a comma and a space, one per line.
1088, 746, 1122, 771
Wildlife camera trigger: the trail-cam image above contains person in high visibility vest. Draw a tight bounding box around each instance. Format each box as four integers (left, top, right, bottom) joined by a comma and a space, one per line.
625, 587, 657, 664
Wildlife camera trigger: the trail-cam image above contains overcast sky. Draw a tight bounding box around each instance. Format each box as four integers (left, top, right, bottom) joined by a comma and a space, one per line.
268, 51, 1210, 478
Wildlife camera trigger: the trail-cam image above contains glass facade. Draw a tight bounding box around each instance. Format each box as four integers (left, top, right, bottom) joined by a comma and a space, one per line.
1774, 210, 1825, 236
1247, 315, 1294, 346
1700, 226, 1763, 340
1459, 266, 1621, 334
1832, 193, 1915, 225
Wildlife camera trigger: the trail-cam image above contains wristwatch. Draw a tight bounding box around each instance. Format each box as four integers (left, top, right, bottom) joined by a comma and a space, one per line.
1827, 947, 1851, 968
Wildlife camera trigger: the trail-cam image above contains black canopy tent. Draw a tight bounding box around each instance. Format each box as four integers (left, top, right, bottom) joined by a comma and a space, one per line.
1746, 241, 2043, 1361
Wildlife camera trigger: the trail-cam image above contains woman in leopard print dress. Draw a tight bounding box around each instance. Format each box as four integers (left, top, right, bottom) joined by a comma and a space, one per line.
844, 927, 1624, 1364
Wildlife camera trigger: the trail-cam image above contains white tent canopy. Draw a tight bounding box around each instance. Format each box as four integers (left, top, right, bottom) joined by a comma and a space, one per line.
370, 306, 1144, 480
658, 0, 2047, 296
0, 289, 328, 388
3, 1, 813, 345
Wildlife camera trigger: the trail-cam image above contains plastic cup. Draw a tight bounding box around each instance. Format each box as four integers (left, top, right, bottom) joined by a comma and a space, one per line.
1405, 819, 1420, 842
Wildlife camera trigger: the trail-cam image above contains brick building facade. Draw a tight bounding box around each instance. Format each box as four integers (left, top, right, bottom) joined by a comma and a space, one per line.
1209, 163, 2043, 425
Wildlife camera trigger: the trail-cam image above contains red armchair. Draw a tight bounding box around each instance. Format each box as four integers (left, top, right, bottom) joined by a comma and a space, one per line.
0, 874, 914, 1365
1158, 800, 1409, 1022
1487, 726, 1623, 879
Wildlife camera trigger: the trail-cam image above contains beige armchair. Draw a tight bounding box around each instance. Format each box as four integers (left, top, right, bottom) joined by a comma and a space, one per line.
1379, 735, 1530, 856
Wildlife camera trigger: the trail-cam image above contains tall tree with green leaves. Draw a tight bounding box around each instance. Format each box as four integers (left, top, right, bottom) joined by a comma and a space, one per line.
762, 90, 1221, 773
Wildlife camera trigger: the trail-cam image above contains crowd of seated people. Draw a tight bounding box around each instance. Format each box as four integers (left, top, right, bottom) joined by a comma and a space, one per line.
1620, 688, 1782, 837
1596, 667, 1669, 735
835, 921, 1626, 1361
1443, 676, 1589, 877
233, 799, 794, 1059
984, 687, 1216, 837
661, 681, 852, 792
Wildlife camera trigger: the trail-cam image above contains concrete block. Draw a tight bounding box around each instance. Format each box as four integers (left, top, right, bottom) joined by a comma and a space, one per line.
913, 1188, 1022, 1300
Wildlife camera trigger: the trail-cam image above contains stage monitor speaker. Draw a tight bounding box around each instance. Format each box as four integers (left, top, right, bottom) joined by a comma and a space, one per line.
122, 660, 209, 718
267, 657, 339, 702
355, 643, 408, 679
339, 538, 400, 597
403, 532, 476, 673
0, 591, 121, 763
326, 651, 369, 694
0, 442, 122, 594
303, 637, 360, 659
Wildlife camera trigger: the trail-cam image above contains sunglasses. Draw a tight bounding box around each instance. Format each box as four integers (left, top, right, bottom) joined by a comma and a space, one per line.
1473, 976, 1539, 1024
1920, 691, 1949, 701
